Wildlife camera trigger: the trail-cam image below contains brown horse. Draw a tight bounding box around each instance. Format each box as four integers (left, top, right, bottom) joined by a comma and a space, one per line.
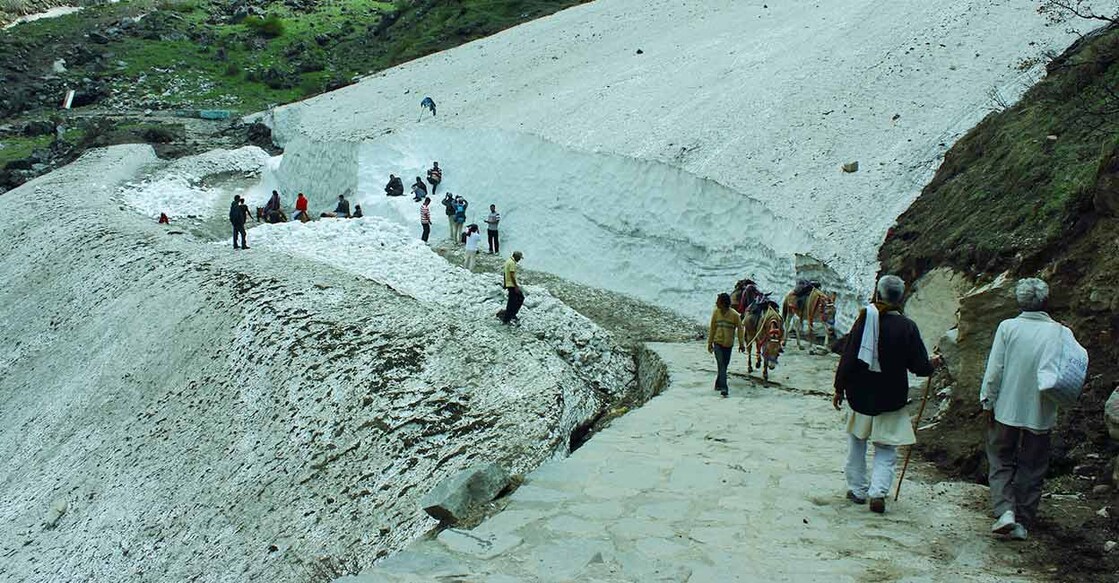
781, 287, 836, 349
743, 306, 784, 381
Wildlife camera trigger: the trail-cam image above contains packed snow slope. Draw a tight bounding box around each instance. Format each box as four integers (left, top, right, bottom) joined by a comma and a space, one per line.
0, 145, 635, 582
266, 0, 1074, 322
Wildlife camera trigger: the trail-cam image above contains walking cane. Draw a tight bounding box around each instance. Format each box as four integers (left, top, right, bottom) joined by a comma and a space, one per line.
894, 374, 934, 501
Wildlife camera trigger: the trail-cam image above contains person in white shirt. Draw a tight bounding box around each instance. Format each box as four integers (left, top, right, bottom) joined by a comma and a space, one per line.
463, 225, 482, 271
485, 204, 501, 254
980, 278, 1060, 541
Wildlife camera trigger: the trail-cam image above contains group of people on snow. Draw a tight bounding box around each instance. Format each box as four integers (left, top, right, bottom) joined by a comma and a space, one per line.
221, 162, 524, 326
708, 273, 1076, 540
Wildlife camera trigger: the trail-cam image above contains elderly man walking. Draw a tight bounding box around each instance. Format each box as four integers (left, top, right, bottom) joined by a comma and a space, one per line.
833, 275, 940, 514
981, 278, 1066, 541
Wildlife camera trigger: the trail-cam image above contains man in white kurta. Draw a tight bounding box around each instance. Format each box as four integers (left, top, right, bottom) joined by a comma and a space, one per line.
980, 278, 1060, 541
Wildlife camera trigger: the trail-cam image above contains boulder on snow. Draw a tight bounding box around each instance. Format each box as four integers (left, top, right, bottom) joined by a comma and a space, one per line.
44, 498, 68, 529
421, 463, 511, 524
1105, 388, 1119, 440
841, 161, 859, 173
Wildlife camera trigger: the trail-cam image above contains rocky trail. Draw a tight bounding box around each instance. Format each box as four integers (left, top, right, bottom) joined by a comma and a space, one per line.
338, 343, 1034, 582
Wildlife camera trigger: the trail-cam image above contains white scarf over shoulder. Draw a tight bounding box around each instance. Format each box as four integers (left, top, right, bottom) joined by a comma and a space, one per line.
857, 304, 882, 373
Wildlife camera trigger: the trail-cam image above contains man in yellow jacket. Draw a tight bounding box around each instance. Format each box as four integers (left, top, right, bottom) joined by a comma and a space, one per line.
707, 292, 746, 397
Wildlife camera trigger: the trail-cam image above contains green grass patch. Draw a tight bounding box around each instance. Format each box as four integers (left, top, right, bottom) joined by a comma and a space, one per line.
0, 134, 51, 167
881, 27, 1119, 278
1, 0, 591, 117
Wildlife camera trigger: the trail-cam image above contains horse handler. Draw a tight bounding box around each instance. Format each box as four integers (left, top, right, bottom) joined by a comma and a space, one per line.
832, 275, 941, 513
707, 293, 746, 398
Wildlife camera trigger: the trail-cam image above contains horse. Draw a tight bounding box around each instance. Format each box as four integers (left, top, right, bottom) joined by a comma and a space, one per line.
743, 305, 784, 381
782, 287, 836, 349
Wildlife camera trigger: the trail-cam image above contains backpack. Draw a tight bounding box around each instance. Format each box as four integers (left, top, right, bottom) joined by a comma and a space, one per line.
1036, 323, 1088, 408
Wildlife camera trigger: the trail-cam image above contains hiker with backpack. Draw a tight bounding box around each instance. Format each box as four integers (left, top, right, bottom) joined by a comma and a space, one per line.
980, 278, 1086, 541
452, 195, 468, 244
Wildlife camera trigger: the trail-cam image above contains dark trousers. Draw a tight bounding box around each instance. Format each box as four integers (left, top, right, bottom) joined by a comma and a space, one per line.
231, 221, 247, 248
503, 287, 524, 323
487, 229, 499, 254
713, 344, 732, 393
986, 420, 1051, 527
421, 222, 430, 242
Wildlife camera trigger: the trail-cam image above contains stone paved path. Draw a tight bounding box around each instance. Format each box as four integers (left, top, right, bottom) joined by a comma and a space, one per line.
339, 342, 1033, 582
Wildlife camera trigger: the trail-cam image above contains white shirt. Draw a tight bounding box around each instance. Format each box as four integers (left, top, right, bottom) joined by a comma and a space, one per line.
464, 231, 482, 252
979, 311, 1059, 432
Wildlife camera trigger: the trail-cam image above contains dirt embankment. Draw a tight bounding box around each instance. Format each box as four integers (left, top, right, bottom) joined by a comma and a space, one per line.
879, 24, 1119, 582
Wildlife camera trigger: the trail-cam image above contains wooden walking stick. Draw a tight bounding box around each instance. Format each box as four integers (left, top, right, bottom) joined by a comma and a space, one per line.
894, 374, 935, 501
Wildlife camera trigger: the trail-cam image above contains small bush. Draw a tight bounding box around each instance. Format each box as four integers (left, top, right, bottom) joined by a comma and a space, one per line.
224, 62, 240, 77
245, 14, 285, 38
261, 66, 296, 89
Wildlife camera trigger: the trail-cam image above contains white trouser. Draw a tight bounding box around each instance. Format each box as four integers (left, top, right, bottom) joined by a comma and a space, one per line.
845, 433, 898, 499
463, 250, 477, 271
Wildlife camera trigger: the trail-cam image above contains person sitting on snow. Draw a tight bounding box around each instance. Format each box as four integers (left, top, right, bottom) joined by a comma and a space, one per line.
322, 194, 351, 218
411, 177, 428, 201
352, 204, 364, 218
293, 192, 309, 222
427, 162, 443, 194
385, 174, 404, 197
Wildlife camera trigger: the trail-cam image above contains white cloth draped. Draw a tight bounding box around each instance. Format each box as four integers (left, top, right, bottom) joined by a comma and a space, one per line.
857, 303, 882, 372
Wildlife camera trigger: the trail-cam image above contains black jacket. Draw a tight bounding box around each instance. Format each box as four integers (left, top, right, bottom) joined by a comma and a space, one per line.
834, 310, 933, 415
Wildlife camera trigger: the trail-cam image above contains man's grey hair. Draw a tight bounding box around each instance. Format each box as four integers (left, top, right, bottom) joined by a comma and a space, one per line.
1015, 278, 1049, 311
876, 275, 906, 304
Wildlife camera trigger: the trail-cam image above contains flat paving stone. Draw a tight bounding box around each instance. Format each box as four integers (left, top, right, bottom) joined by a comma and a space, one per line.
341, 343, 1040, 582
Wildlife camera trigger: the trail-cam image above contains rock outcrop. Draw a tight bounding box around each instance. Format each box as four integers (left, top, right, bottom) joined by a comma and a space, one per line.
421, 464, 511, 524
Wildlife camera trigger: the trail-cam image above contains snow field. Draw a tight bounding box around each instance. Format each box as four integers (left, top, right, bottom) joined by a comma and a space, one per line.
248, 215, 632, 390
268, 0, 1076, 325
1, 144, 638, 582
271, 127, 814, 322
116, 146, 272, 221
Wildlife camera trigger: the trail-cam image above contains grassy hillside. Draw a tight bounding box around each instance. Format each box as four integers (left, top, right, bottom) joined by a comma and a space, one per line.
880, 23, 1118, 582
0, 0, 590, 190
0, 0, 590, 117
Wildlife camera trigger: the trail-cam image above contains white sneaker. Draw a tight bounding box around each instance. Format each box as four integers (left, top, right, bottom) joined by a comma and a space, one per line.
1009, 524, 1028, 540
991, 510, 1017, 535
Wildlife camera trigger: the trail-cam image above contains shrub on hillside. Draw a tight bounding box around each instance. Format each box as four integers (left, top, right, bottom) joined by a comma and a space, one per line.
244, 14, 285, 38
